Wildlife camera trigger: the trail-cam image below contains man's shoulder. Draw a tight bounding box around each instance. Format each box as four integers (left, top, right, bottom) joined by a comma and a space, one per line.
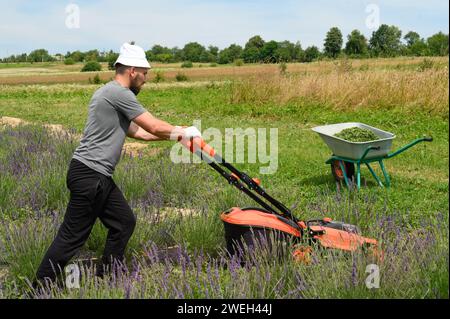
96, 81, 132, 99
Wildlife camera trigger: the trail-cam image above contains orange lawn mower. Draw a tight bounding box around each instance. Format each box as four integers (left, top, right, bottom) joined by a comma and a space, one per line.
180, 137, 381, 263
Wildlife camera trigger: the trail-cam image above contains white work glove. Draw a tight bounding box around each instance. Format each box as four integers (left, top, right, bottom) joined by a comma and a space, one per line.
183, 126, 202, 139
170, 125, 202, 141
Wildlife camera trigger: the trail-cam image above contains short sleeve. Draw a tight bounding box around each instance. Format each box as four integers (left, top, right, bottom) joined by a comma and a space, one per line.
114, 88, 147, 121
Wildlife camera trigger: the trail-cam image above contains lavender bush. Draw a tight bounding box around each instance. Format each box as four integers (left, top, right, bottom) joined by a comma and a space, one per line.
0, 124, 448, 299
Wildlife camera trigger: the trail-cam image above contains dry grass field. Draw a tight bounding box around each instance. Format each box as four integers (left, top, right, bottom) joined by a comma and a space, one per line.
0, 56, 447, 85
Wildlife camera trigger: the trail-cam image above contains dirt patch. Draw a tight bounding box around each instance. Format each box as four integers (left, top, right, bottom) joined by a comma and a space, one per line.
0, 116, 25, 127
0, 116, 80, 138
122, 142, 163, 158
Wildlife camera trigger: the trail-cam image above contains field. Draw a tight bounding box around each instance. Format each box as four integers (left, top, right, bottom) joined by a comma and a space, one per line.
0, 57, 448, 298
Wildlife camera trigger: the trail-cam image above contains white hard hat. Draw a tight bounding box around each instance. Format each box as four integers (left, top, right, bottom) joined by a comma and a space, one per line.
114, 43, 151, 68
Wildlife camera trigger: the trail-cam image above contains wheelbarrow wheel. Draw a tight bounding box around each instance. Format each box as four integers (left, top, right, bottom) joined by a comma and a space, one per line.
292, 245, 313, 264
330, 160, 355, 183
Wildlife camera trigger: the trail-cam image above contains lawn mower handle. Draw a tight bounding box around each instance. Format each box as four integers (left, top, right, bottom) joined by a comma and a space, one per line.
181, 137, 216, 158
179, 137, 297, 221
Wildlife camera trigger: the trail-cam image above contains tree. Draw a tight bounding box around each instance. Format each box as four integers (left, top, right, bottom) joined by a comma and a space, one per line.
369, 24, 402, 57
146, 45, 176, 62
208, 45, 219, 57
293, 41, 304, 61
107, 51, 119, 70
403, 31, 428, 56
303, 46, 320, 62
156, 53, 173, 63
409, 40, 429, 56
345, 30, 368, 57
182, 42, 207, 62
242, 46, 260, 63
84, 49, 99, 62
3, 53, 28, 63
171, 47, 183, 62
404, 31, 421, 47
260, 40, 279, 63
206, 46, 219, 62
67, 50, 85, 62
151, 45, 170, 56
324, 27, 343, 58
242, 35, 265, 63
64, 58, 75, 65
28, 49, 54, 62
274, 40, 298, 62
145, 50, 155, 62
427, 32, 449, 56
217, 49, 231, 64
245, 35, 265, 50
218, 44, 243, 64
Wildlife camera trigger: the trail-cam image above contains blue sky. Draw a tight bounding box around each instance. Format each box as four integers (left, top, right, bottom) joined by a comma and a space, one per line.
0, 0, 448, 58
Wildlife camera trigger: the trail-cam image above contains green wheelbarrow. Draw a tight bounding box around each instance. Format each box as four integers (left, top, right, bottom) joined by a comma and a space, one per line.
312, 123, 433, 189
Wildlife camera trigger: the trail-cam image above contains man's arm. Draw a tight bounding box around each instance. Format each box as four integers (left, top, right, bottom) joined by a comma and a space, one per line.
130, 111, 185, 140
127, 121, 164, 141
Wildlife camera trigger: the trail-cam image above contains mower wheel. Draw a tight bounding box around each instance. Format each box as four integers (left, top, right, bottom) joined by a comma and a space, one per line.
330, 160, 355, 183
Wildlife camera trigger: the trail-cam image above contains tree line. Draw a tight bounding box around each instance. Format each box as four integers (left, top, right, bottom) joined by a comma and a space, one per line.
1, 25, 448, 65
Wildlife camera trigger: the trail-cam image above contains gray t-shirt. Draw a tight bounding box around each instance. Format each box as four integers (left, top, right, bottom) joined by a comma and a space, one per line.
73, 80, 146, 176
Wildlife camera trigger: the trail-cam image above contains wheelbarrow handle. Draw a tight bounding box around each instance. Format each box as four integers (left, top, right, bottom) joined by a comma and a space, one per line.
386, 136, 433, 159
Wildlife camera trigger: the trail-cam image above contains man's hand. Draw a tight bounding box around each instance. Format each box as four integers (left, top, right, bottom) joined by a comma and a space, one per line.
184, 126, 202, 138
171, 126, 202, 141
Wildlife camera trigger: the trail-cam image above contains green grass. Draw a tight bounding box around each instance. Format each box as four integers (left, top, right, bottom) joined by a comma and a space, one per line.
0, 79, 448, 299
1, 83, 447, 219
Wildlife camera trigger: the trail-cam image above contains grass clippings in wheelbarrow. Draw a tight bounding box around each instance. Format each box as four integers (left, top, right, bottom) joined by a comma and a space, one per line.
335, 127, 379, 142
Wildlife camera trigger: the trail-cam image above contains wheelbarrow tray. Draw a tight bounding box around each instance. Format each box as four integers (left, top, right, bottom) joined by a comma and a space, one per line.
312, 122, 395, 160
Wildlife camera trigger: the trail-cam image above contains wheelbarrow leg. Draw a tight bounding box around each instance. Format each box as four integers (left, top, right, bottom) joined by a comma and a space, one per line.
338, 160, 350, 188
379, 160, 390, 188
365, 163, 384, 187
356, 163, 361, 190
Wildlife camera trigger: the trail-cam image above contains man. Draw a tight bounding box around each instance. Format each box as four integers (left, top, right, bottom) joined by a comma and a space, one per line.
35, 43, 201, 283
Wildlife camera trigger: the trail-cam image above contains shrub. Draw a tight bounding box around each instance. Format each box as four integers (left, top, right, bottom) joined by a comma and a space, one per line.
181, 61, 193, 68
417, 58, 434, 72
334, 59, 353, 73
175, 72, 188, 82
153, 71, 165, 83
279, 62, 287, 75
359, 63, 369, 71
209, 63, 217, 67
89, 74, 102, 84
81, 61, 102, 72
107, 53, 119, 70
234, 59, 244, 67
64, 58, 75, 65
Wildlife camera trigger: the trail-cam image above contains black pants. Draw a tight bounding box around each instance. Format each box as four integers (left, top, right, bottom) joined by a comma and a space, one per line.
36, 159, 136, 282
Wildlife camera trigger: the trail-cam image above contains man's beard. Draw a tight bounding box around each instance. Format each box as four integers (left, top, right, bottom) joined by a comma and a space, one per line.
129, 85, 141, 96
